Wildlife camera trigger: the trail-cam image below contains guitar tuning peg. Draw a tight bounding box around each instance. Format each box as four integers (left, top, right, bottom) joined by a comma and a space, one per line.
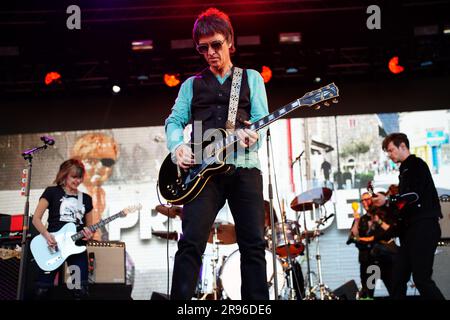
332, 98, 339, 104
324, 102, 330, 107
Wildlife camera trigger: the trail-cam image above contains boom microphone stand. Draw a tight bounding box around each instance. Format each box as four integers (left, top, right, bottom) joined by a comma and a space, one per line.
17, 136, 54, 300
266, 128, 279, 300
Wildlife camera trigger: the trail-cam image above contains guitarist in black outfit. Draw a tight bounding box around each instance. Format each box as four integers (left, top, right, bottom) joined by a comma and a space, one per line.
32, 159, 94, 299
165, 8, 269, 300
372, 133, 444, 300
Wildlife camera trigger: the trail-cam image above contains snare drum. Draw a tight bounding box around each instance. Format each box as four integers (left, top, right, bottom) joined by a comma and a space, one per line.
219, 249, 285, 300
267, 220, 304, 258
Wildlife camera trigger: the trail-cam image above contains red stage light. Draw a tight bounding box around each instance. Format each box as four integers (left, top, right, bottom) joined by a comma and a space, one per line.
388, 56, 404, 74
260, 66, 272, 83
164, 73, 181, 87
44, 71, 62, 85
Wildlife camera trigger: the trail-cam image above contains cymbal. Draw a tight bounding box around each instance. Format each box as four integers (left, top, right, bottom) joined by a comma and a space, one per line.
152, 231, 179, 241
155, 205, 183, 219
301, 230, 321, 240
290, 187, 332, 212
208, 222, 236, 245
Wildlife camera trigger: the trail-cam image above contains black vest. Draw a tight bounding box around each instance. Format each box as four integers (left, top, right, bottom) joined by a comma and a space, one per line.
190, 67, 251, 143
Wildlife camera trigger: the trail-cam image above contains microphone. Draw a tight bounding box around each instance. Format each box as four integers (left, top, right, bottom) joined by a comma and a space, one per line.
291, 150, 304, 167
40, 136, 55, 146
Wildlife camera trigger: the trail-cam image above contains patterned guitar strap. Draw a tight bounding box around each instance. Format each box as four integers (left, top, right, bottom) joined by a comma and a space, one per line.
225, 67, 243, 133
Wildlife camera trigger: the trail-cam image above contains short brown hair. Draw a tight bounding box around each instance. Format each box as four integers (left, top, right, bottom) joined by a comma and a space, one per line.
193, 7, 235, 53
54, 159, 85, 186
382, 133, 409, 151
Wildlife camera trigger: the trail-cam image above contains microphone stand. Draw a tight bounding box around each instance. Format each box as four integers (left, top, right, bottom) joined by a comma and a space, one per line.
266, 128, 279, 300
17, 141, 51, 300
291, 150, 304, 240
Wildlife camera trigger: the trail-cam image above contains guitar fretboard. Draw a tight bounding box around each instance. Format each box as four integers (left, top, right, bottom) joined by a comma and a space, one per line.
71, 211, 125, 241
216, 82, 338, 150
213, 99, 301, 151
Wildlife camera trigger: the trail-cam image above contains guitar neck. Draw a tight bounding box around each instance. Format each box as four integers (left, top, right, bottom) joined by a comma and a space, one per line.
214, 98, 302, 151
71, 211, 124, 241
219, 82, 338, 149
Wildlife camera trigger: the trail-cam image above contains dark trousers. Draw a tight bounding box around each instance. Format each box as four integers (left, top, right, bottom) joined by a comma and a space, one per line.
392, 218, 445, 300
35, 251, 89, 299
170, 168, 269, 300
358, 248, 394, 298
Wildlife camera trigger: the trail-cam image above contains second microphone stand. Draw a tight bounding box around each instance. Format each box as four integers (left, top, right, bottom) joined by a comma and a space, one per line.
266, 128, 279, 300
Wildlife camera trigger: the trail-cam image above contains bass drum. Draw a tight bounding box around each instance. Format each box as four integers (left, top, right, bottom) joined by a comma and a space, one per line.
219, 249, 285, 300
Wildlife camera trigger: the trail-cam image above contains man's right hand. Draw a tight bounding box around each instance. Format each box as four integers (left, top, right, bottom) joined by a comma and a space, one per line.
372, 192, 387, 207
175, 144, 194, 170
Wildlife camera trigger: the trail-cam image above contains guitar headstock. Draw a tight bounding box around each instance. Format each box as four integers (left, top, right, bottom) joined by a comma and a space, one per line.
299, 83, 339, 109
0, 248, 21, 260
122, 204, 143, 216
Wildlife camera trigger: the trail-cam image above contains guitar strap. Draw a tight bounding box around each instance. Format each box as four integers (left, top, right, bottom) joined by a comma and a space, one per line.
225, 67, 243, 132
77, 191, 83, 215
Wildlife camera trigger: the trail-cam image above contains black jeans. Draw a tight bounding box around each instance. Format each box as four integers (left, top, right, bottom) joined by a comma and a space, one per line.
358, 246, 394, 298
170, 167, 269, 300
392, 218, 445, 300
35, 251, 89, 299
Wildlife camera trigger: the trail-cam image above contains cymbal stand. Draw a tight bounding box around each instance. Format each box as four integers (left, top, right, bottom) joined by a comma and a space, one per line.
198, 224, 221, 301
280, 202, 302, 300
302, 204, 316, 300
266, 128, 279, 300
211, 225, 221, 300
308, 206, 337, 300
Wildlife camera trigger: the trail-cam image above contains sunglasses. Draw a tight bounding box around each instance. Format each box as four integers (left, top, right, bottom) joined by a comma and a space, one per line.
196, 39, 225, 54
84, 158, 116, 168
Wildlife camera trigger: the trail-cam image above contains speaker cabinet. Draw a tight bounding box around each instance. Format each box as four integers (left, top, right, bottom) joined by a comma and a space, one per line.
65, 241, 126, 284
87, 241, 126, 284
332, 280, 358, 300
0, 256, 20, 300
433, 245, 450, 299
151, 292, 170, 300
439, 199, 450, 239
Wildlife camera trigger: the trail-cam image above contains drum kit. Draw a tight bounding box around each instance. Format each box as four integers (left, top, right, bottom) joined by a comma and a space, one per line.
154, 187, 337, 300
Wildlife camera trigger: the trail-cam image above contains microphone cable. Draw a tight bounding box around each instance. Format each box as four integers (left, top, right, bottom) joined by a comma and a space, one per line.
156, 179, 171, 298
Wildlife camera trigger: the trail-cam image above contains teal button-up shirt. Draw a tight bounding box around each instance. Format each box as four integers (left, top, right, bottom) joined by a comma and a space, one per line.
165, 68, 269, 169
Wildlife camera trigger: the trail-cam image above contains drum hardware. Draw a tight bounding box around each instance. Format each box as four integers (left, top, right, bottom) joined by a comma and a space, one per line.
278, 200, 303, 300
291, 187, 337, 300
219, 249, 285, 300
207, 221, 236, 245
197, 222, 229, 300
306, 209, 337, 300
155, 204, 183, 219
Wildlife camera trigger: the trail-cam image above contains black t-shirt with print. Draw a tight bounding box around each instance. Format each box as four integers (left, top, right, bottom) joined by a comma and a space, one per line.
40, 185, 93, 233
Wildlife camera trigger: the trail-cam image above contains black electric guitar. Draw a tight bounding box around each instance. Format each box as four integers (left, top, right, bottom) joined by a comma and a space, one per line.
367, 180, 419, 211
158, 83, 339, 205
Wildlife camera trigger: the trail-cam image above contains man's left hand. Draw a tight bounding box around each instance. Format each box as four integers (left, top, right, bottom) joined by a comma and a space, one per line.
236, 120, 258, 148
